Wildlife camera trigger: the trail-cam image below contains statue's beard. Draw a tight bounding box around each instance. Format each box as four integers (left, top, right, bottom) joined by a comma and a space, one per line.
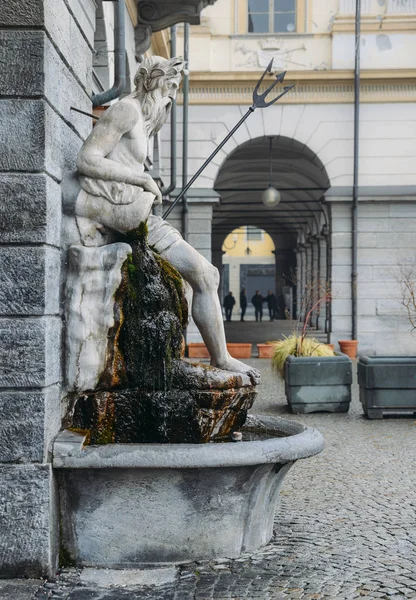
141, 93, 172, 138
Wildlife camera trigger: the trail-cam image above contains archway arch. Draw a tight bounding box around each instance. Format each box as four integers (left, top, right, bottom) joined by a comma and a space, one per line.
212, 135, 331, 325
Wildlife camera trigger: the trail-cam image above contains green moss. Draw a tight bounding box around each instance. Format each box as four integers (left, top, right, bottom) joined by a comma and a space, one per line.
67, 427, 91, 446
59, 545, 76, 569
155, 253, 188, 328
124, 220, 149, 243
59, 517, 76, 568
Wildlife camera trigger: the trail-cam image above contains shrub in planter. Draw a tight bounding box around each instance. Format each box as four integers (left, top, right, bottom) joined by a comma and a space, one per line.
271, 335, 352, 414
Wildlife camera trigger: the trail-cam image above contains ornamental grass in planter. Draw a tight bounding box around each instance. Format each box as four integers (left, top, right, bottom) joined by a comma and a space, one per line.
271, 334, 352, 414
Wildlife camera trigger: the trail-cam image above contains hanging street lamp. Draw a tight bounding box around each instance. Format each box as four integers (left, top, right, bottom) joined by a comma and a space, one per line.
262, 137, 281, 208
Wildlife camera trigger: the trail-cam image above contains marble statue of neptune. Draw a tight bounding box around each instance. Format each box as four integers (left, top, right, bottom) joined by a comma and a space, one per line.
75, 55, 259, 382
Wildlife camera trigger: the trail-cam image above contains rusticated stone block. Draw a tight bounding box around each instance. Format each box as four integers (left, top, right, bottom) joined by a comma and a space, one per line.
0, 247, 60, 315
0, 0, 44, 26
0, 173, 61, 245
44, 37, 92, 140
44, 0, 93, 90
0, 100, 45, 172
0, 386, 60, 463
0, 31, 44, 96
0, 464, 57, 577
0, 318, 61, 388
45, 102, 83, 181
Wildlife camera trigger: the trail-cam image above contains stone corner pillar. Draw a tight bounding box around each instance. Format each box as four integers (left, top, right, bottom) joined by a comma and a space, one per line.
0, 0, 95, 577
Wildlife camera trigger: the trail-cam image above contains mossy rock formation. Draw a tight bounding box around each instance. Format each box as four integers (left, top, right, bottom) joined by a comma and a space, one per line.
64, 225, 256, 444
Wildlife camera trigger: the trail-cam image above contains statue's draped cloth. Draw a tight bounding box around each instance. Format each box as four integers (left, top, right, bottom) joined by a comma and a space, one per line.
77, 176, 181, 252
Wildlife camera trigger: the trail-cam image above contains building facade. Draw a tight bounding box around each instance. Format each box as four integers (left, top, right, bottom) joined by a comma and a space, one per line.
161, 0, 416, 353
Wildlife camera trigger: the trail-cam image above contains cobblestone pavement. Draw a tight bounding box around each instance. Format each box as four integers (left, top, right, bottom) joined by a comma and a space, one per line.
6, 359, 416, 600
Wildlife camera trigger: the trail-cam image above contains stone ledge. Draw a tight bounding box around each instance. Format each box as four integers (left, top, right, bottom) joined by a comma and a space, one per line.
53, 415, 324, 469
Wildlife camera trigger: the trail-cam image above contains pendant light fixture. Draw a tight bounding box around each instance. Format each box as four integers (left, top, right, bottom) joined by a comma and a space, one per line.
262, 137, 281, 207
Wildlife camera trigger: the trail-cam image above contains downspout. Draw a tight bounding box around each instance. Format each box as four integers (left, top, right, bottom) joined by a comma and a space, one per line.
352, 0, 361, 339
182, 23, 190, 242
325, 227, 331, 340
161, 26, 177, 196
92, 0, 126, 107
316, 236, 321, 330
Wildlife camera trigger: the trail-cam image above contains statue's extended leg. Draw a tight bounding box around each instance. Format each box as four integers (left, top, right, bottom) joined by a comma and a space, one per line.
161, 239, 260, 384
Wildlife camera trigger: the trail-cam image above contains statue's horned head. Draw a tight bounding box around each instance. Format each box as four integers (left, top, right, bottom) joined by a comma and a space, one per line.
134, 56, 185, 96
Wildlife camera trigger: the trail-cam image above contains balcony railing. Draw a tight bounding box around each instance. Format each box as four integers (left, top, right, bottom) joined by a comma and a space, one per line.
387, 0, 416, 13
338, 0, 372, 15
339, 0, 416, 14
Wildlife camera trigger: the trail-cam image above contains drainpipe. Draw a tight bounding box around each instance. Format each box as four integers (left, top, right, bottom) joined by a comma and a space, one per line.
161, 26, 177, 196
325, 226, 331, 341
182, 23, 190, 242
352, 0, 361, 340
92, 0, 126, 107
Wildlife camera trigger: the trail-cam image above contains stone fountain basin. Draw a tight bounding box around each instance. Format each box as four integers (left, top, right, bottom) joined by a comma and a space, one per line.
53, 414, 324, 567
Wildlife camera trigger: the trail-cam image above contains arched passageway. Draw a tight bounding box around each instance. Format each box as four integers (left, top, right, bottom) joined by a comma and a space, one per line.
211, 135, 331, 335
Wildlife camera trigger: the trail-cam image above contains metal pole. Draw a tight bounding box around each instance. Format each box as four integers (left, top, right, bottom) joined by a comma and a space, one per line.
352, 0, 361, 340
161, 26, 177, 195
182, 23, 190, 242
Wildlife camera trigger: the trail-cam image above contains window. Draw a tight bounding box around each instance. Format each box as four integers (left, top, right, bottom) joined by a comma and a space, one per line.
245, 226, 264, 242
248, 0, 296, 34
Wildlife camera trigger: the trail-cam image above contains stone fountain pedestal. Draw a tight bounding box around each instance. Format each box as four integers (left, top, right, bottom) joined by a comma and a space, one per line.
54, 415, 324, 566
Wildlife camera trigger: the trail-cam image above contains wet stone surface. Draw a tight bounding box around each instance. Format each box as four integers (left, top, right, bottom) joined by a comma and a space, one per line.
12, 359, 416, 599
64, 237, 256, 443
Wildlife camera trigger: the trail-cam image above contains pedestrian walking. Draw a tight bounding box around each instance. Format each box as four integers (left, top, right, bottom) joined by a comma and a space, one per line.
265, 290, 279, 321
240, 288, 248, 321
251, 290, 264, 322
223, 291, 236, 321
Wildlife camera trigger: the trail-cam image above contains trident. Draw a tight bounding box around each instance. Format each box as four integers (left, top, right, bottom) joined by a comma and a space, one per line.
162, 59, 295, 219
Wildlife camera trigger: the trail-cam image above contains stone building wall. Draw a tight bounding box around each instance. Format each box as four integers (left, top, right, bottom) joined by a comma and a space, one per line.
330, 200, 416, 354
0, 0, 95, 577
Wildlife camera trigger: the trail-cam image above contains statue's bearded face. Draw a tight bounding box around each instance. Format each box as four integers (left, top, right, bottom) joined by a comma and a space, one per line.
132, 56, 185, 137
135, 74, 182, 138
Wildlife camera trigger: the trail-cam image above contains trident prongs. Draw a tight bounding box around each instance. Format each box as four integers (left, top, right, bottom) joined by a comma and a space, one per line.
251, 59, 295, 109
163, 58, 295, 219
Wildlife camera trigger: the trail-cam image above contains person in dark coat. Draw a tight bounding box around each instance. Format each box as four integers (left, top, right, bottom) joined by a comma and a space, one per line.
223, 291, 236, 321
240, 288, 248, 322
251, 290, 264, 322
265, 290, 279, 321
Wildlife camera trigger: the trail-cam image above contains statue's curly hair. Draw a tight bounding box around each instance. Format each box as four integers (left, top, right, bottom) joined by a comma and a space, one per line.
134, 56, 185, 94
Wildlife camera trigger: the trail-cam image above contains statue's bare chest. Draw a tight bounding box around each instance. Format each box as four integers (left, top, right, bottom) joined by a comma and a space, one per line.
108, 120, 148, 169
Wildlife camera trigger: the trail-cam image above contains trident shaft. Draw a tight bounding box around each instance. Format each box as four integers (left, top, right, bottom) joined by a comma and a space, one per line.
162, 59, 295, 220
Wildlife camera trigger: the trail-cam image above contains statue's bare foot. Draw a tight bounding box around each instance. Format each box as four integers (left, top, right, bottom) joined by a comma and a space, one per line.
211, 355, 261, 386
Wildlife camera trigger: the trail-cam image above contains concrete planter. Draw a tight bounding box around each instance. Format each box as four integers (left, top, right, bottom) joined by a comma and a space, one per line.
358, 355, 416, 419
187, 342, 210, 358
284, 354, 352, 414
53, 415, 324, 567
227, 343, 252, 358
257, 343, 275, 358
